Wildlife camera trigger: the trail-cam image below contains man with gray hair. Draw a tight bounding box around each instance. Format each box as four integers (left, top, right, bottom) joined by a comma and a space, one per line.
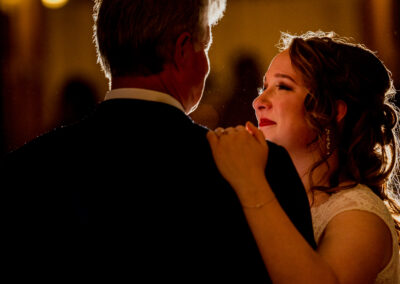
3, 0, 315, 282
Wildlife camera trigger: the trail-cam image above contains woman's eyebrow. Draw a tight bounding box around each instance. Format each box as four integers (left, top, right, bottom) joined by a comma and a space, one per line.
275, 73, 297, 84
263, 73, 298, 85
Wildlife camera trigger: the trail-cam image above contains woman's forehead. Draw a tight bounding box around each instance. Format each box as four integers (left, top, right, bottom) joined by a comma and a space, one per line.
264, 50, 303, 83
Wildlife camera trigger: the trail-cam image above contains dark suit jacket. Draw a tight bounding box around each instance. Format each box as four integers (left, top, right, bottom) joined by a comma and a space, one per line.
2, 98, 315, 282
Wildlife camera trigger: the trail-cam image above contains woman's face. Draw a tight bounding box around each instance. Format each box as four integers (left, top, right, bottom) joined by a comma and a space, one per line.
252, 50, 315, 153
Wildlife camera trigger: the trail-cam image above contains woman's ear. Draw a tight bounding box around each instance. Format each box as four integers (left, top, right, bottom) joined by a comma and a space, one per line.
336, 100, 347, 123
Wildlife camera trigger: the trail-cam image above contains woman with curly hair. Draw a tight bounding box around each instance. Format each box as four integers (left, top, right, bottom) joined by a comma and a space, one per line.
207, 31, 400, 283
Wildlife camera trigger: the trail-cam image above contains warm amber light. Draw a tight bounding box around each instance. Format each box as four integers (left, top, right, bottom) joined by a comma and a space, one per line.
41, 0, 69, 9
1, 0, 21, 5
0, 0, 22, 10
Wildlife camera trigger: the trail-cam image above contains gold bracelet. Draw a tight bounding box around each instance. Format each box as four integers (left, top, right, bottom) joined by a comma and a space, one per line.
241, 196, 276, 209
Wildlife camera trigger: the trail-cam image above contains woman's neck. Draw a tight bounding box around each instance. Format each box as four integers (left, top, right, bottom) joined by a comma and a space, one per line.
288, 147, 339, 194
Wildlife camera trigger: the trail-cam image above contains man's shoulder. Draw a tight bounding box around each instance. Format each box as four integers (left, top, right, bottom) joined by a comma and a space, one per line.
4, 121, 89, 166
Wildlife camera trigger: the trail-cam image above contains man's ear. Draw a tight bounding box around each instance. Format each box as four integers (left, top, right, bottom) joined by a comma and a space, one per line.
173, 32, 192, 71
336, 100, 347, 123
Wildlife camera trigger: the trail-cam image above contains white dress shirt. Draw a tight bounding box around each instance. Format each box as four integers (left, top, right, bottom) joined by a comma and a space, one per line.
104, 88, 185, 113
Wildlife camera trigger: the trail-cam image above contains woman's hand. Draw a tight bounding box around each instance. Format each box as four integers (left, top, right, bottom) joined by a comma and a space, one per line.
207, 121, 270, 200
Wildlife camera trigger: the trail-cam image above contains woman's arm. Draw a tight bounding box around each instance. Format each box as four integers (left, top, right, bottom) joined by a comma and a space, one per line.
207, 122, 391, 284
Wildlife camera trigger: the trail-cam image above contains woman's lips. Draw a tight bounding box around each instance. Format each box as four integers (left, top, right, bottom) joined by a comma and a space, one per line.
259, 118, 276, 127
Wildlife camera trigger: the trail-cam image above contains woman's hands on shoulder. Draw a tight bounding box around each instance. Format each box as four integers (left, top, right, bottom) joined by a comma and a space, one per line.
206, 122, 269, 196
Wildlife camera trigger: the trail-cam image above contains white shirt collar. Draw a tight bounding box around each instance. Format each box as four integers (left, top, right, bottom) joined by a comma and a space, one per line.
104, 88, 185, 113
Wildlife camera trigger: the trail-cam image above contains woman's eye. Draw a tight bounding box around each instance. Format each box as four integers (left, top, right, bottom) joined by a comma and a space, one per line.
276, 84, 292, 91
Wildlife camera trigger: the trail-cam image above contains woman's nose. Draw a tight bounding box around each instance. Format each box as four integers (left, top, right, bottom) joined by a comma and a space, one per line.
252, 92, 272, 111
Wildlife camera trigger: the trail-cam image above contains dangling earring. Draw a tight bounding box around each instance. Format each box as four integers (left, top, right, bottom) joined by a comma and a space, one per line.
325, 128, 332, 156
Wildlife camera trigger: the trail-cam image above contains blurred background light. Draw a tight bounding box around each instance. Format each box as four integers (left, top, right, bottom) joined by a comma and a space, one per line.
0, 0, 22, 11
0, 0, 21, 5
41, 0, 69, 9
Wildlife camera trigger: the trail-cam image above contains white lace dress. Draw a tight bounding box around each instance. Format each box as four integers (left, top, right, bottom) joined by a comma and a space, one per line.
311, 184, 400, 283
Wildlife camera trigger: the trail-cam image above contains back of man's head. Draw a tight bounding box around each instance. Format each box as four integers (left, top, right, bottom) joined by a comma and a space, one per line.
93, 0, 226, 81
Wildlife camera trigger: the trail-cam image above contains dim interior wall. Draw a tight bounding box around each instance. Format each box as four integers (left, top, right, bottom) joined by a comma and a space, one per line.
41, 0, 107, 130
365, 0, 400, 89
1, 0, 45, 151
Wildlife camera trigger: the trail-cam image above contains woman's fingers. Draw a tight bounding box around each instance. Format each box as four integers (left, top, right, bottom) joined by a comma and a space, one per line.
206, 124, 269, 192
246, 121, 266, 144
214, 127, 225, 136
206, 130, 218, 147
211, 125, 257, 141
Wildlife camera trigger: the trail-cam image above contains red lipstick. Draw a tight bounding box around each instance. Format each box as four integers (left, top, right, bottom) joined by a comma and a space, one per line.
259, 118, 276, 127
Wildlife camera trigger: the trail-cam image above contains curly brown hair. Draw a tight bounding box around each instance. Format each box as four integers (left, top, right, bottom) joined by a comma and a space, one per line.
278, 31, 400, 237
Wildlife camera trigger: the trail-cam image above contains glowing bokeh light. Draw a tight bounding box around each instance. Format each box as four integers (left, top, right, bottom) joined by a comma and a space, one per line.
41, 0, 69, 9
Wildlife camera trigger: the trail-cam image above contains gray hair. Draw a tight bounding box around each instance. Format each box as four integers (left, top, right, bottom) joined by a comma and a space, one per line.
93, 0, 226, 80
